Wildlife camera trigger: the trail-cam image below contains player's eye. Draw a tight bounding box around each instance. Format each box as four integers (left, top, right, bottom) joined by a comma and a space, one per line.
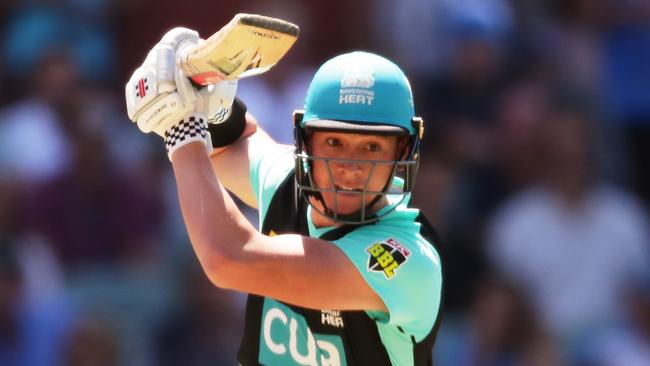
326, 137, 342, 147
366, 142, 381, 152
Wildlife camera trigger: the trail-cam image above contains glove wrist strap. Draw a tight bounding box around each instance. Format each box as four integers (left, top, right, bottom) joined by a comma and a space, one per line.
165, 114, 212, 161
208, 97, 247, 148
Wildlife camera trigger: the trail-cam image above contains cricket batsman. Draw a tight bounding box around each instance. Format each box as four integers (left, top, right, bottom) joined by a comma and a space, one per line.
125, 21, 443, 365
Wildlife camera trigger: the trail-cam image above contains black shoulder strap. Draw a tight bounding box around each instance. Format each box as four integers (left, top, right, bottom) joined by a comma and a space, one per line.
261, 172, 309, 236
318, 222, 370, 241
415, 212, 444, 255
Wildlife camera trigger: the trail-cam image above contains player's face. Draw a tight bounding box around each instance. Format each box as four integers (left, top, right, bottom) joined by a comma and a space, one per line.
308, 131, 403, 215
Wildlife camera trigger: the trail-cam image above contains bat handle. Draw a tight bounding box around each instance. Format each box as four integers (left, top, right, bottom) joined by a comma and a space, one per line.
177, 41, 211, 85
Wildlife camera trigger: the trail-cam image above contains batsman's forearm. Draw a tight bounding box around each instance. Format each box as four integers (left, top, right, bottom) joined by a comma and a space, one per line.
171, 142, 255, 284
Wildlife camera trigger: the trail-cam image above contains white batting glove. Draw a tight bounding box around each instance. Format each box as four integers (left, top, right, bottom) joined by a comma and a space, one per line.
125, 27, 240, 159
125, 27, 202, 136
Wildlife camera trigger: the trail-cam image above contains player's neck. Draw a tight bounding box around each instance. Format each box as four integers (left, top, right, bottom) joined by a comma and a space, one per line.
311, 209, 341, 228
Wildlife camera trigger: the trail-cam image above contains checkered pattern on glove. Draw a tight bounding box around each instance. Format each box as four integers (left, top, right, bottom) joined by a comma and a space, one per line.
164, 114, 212, 161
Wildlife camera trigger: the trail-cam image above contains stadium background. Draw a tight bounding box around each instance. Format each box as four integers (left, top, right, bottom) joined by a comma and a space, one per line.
1, 0, 649, 365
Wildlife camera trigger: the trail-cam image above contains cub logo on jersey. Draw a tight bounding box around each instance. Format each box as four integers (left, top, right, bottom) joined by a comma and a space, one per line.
366, 238, 410, 279
260, 300, 346, 366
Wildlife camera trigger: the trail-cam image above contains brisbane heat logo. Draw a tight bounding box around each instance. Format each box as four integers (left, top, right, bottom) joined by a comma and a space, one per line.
339, 65, 375, 106
366, 238, 410, 279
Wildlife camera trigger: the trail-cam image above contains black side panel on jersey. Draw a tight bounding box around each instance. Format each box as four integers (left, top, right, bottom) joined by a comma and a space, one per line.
412, 211, 445, 366
261, 172, 308, 236
319, 225, 394, 366
237, 295, 265, 366
237, 172, 307, 365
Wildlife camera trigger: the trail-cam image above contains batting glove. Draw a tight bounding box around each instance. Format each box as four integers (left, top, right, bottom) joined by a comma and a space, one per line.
125, 27, 214, 160
126, 27, 200, 134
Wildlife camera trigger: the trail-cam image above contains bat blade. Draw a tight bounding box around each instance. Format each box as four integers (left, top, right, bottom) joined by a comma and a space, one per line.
179, 13, 300, 85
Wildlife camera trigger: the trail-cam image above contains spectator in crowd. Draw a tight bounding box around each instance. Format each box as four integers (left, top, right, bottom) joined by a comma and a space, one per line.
62, 316, 120, 366
1, 0, 118, 83
409, 2, 515, 313
492, 77, 550, 191
0, 238, 74, 366
0, 52, 77, 183
0, 173, 66, 306
155, 263, 245, 366
434, 275, 561, 366
599, 0, 650, 205
19, 88, 173, 365
25, 90, 164, 270
372, 0, 513, 81
582, 269, 650, 366
487, 88, 650, 360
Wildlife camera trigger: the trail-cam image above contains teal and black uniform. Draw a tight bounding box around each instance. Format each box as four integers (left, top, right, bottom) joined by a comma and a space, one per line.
236, 146, 444, 366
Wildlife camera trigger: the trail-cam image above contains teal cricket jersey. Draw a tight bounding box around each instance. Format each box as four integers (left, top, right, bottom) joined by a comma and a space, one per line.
237, 145, 443, 366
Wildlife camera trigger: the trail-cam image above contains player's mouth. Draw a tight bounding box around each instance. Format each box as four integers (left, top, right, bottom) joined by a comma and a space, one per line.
334, 184, 363, 194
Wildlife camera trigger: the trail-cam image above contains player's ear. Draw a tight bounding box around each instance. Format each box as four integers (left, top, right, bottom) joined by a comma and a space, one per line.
396, 136, 409, 160
399, 115, 424, 160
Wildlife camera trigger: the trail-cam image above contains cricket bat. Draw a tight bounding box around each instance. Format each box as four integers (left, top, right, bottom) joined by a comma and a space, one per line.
178, 13, 300, 86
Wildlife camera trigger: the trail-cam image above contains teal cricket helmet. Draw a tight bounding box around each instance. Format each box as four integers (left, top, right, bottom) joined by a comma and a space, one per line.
300, 51, 417, 135
293, 51, 424, 225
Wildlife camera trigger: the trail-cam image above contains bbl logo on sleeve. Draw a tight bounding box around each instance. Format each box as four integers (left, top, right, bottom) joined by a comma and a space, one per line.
366, 238, 410, 279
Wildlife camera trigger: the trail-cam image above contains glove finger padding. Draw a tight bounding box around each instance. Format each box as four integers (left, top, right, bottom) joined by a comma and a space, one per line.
146, 66, 198, 136
159, 27, 200, 51
126, 62, 195, 136
158, 27, 199, 93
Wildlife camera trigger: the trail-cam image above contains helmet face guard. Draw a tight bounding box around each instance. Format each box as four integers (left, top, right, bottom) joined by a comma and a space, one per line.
293, 51, 424, 224
293, 110, 424, 225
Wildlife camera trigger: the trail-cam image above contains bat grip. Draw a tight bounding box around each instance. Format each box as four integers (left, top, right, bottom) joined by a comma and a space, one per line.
177, 40, 216, 87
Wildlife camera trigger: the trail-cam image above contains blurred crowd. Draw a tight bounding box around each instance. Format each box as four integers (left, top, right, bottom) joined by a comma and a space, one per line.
0, 0, 649, 365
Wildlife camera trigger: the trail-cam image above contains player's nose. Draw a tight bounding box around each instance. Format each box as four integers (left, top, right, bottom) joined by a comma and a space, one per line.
334, 160, 364, 177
